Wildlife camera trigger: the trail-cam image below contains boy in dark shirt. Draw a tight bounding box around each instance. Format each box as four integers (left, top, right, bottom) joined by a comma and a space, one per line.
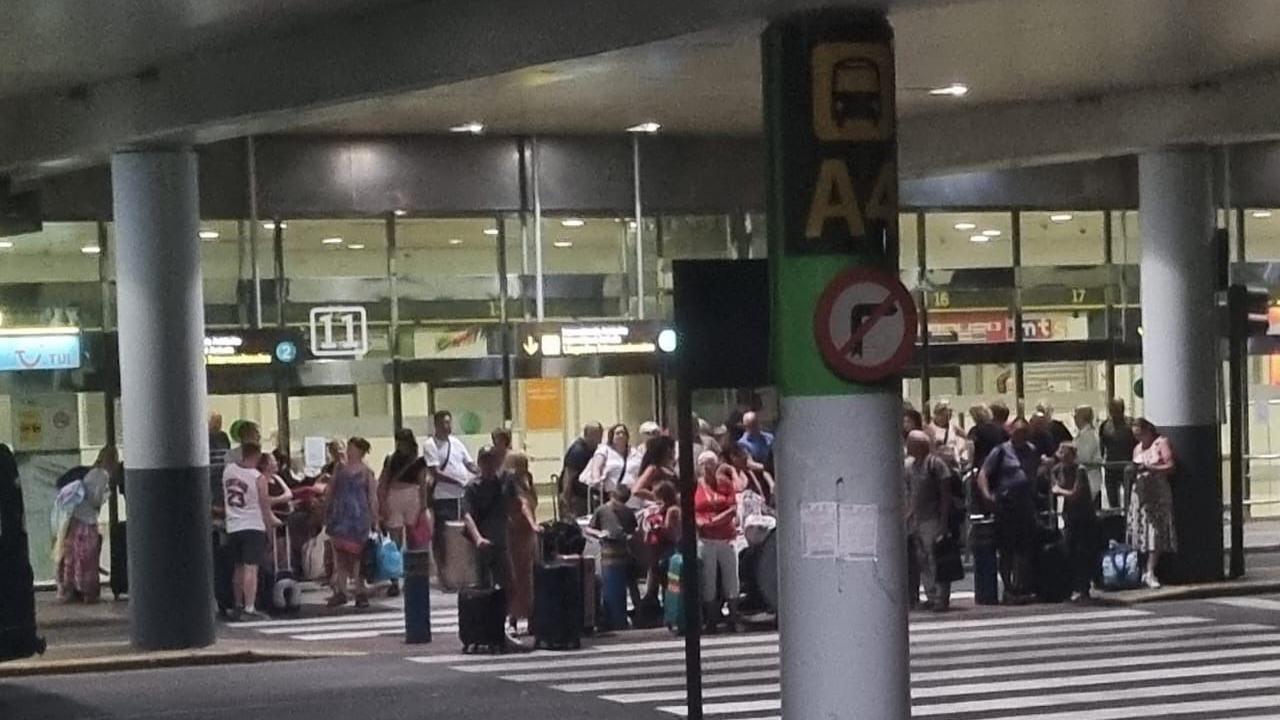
588, 485, 640, 630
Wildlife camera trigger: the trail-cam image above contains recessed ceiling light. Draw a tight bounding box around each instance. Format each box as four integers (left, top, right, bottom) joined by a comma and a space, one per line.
953, 222, 976, 231
348, 244, 366, 250
448, 238, 464, 246
1049, 213, 1074, 223
553, 240, 574, 248
929, 83, 969, 97
969, 235, 991, 244
262, 221, 287, 230
0, 241, 13, 250
449, 121, 485, 134
81, 245, 101, 255
561, 218, 585, 228
198, 230, 220, 240
322, 237, 343, 245
626, 122, 661, 134
393, 209, 408, 217
981, 229, 1002, 237
1253, 210, 1274, 219
483, 228, 500, 236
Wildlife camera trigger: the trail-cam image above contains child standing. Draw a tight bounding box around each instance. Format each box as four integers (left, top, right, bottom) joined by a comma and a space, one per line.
587, 485, 639, 631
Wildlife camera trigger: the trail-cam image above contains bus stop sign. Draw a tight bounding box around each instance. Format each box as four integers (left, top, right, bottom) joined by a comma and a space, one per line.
813, 265, 916, 383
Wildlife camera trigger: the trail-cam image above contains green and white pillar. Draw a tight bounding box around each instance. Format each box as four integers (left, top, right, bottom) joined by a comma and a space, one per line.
764, 9, 911, 718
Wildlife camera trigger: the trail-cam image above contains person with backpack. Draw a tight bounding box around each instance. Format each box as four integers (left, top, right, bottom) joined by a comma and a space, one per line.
904, 431, 953, 611
55, 446, 118, 603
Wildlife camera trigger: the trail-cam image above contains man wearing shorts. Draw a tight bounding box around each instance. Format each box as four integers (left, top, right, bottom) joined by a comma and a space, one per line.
425, 410, 478, 589
221, 443, 280, 620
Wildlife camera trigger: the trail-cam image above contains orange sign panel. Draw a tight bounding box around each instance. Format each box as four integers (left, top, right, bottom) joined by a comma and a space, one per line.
524, 378, 564, 431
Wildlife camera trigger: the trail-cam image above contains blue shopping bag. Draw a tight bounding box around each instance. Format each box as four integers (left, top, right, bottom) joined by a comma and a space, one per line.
375, 534, 405, 582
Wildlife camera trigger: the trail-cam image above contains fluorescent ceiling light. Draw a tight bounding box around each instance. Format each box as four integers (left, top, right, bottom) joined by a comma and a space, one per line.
450, 121, 485, 134
929, 83, 969, 97
448, 238, 464, 246
483, 228, 500, 236
0, 241, 12, 249
1253, 210, 1274, 219
394, 209, 408, 217
968, 235, 991, 244
262, 221, 287, 230
626, 122, 661, 134
198, 230, 220, 240
953, 222, 976, 231
348, 244, 366, 250
561, 218, 586, 228
322, 237, 344, 245
553, 240, 574, 248
981, 229, 1002, 237
1049, 213, 1074, 223
81, 245, 101, 255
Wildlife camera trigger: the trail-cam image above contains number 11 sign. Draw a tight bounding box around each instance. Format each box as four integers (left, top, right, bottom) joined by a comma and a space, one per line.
309, 306, 369, 358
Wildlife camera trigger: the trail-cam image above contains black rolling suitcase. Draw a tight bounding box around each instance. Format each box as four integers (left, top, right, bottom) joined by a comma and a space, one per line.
458, 586, 507, 653
213, 530, 235, 616
109, 521, 128, 599
1034, 526, 1072, 603
532, 561, 584, 650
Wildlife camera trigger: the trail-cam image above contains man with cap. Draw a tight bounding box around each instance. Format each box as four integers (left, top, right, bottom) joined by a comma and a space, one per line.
926, 400, 969, 470
625, 421, 661, 488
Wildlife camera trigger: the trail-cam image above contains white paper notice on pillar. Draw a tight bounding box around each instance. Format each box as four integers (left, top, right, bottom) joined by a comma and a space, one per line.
802, 501, 878, 562
11, 393, 80, 452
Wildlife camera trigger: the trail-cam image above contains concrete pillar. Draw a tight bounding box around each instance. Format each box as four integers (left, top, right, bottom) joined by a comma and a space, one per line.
1138, 148, 1223, 583
111, 149, 216, 649
764, 9, 910, 719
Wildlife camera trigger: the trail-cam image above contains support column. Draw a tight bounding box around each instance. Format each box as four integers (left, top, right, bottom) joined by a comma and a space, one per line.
1138, 149, 1223, 583
764, 10, 909, 719
111, 149, 215, 649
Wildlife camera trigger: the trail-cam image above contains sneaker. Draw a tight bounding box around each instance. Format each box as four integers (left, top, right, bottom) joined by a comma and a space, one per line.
240, 608, 264, 620
387, 582, 400, 598
325, 594, 349, 608
355, 596, 371, 609
224, 608, 243, 623
1143, 574, 1162, 590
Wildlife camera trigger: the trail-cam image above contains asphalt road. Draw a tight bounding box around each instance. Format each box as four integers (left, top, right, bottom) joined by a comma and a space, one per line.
10, 595, 1280, 719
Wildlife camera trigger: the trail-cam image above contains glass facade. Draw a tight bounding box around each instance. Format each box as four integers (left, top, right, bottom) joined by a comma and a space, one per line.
13, 140, 1280, 575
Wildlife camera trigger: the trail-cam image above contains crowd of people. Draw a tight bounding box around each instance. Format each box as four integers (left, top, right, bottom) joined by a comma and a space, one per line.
40, 394, 1177, 628
199, 407, 777, 633
903, 397, 1178, 611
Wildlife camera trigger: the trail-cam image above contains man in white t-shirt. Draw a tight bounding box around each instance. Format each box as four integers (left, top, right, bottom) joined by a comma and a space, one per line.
424, 410, 478, 588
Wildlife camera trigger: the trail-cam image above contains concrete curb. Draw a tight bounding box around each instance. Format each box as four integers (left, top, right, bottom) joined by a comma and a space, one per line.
1096, 578, 1280, 605
0, 648, 365, 678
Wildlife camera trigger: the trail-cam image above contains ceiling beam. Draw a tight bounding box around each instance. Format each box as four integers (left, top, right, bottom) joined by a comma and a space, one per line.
898, 66, 1280, 178
0, 0, 979, 176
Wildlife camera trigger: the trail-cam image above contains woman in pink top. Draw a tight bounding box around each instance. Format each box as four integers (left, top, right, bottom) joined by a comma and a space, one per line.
695, 450, 740, 633
1128, 418, 1177, 589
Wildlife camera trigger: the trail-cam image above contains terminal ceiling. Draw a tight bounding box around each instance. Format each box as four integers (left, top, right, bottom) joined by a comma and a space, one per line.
6, 0, 1280, 176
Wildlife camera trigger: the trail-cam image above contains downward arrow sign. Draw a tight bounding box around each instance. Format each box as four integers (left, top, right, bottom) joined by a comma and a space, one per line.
522, 336, 539, 355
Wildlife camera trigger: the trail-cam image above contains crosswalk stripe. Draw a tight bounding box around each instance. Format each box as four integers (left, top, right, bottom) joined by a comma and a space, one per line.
909, 616, 1207, 644
659, 698, 778, 717
913, 675, 1280, 716
292, 625, 459, 641
908, 608, 1147, 632
407, 632, 780, 665
455, 644, 778, 674
980, 692, 1280, 720
257, 619, 411, 634
913, 644, 1280, 682
233, 611, 406, 628
1209, 597, 1280, 612
911, 620, 1249, 655
912, 657, 1280, 698
603, 682, 781, 705
912, 629, 1280, 667
501, 656, 780, 683
552, 669, 780, 693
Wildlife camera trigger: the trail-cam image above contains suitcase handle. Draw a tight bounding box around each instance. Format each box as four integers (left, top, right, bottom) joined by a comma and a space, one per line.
272, 526, 291, 574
